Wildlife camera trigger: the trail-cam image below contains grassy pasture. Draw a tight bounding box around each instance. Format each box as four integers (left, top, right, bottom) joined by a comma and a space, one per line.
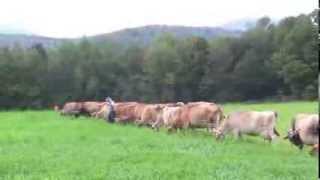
0, 101, 318, 180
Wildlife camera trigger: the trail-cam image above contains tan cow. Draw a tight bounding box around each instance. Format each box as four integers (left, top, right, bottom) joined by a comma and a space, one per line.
53, 105, 60, 112
133, 103, 148, 121
151, 102, 185, 130
132, 102, 184, 124
136, 104, 166, 127
214, 111, 280, 142
60, 102, 83, 117
94, 104, 111, 119
310, 144, 319, 156
82, 101, 105, 116
284, 113, 319, 150
157, 102, 224, 132
187, 101, 215, 105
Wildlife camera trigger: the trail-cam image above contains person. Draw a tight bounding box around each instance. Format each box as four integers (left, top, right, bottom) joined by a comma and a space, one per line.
105, 97, 115, 123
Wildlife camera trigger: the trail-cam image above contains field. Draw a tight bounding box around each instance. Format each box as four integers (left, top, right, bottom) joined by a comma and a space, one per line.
0, 101, 318, 180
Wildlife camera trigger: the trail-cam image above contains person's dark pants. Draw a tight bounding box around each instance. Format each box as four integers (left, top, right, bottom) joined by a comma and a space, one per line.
107, 110, 116, 123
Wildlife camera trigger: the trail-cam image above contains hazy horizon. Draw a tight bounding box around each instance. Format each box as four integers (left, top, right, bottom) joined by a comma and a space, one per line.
0, 0, 316, 38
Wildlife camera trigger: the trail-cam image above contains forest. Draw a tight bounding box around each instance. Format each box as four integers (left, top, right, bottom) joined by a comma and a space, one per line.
0, 10, 318, 109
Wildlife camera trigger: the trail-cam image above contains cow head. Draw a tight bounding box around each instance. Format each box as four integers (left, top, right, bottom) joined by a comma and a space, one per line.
212, 128, 224, 140
54, 105, 60, 111
284, 129, 303, 149
155, 104, 166, 111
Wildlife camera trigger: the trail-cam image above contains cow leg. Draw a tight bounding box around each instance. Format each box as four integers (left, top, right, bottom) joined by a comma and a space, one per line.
151, 123, 160, 131
261, 131, 271, 142
90, 112, 97, 117
232, 130, 240, 139
298, 144, 304, 150
262, 131, 275, 143
268, 130, 278, 143
167, 127, 177, 133
151, 120, 160, 131
207, 124, 211, 132
181, 127, 189, 135
135, 120, 144, 127
266, 136, 273, 143
207, 126, 214, 133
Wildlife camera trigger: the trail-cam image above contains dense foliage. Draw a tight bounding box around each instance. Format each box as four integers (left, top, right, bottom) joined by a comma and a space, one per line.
0, 11, 318, 108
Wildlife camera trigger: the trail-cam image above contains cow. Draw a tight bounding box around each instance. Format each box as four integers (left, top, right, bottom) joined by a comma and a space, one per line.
214, 111, 280, 142
81, 101, 105, 117
136, 104, 166, 127
284, 113, 319, 150
94, 104, 111, 119
155, 102, 224, 133
187, 101, 215, 105
133, 103, 148, 121
151, 102, 185, 130
310, 144, 319, 156
60, 102, 83, 117
53, 105, 60, 112
162, 102, 185, 107
113, 102, 139, 123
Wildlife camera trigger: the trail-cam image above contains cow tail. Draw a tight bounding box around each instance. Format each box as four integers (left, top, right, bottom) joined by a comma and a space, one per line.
291, 117, 296, 131
215, 111, 220, 122
273, 128, 280, 136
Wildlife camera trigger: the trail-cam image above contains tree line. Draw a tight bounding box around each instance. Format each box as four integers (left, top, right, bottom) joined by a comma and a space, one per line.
0, 10, 318, 109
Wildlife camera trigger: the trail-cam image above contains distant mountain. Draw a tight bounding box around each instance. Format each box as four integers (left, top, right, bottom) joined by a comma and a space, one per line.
220, 18, 257, 31
0, 34, 65, 48
91, 25, 242, 46
0, 25, 243, 48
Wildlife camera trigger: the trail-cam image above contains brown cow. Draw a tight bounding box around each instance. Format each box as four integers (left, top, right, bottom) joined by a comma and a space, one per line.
284, 113, 319, 150
158, 102, 224, 132
214, 111, 280, 142
114, 102, 139, 123
60, 102, 83, 117
133, 103, 148, 121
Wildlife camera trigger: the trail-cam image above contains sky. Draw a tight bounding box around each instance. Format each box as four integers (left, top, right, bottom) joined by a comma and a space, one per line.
0, 0, 317, 38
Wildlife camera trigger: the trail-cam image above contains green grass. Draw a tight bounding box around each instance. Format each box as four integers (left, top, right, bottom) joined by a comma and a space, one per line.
0, 101, 318, 180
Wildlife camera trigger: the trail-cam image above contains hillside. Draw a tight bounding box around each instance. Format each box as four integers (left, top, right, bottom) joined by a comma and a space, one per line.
0, 34, 64, 48
0, 25, 242, 48
91, 25, 242, 46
